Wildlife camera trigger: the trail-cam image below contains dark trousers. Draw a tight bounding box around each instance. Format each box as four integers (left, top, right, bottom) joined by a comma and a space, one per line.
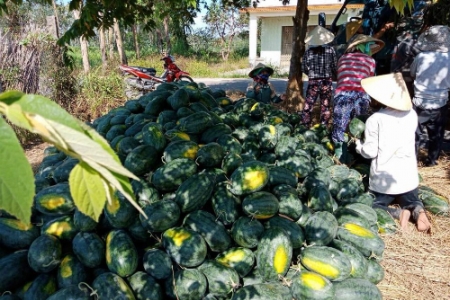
413, 104, 448, 164
371, 188, 423, 220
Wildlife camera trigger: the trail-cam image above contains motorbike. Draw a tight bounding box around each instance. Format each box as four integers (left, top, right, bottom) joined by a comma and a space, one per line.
120, 55, 193, 98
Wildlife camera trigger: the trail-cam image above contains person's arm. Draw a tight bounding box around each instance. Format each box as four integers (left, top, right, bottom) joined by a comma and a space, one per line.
355, 117, 379, 159
330, 48, 338, 80
410, 56, 418, 79
372, 22, 394, 39
268, 82, 277, 98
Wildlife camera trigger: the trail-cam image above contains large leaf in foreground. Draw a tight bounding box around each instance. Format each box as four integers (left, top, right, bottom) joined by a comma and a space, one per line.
69, 162, 106, 222
0, 117, 34, 223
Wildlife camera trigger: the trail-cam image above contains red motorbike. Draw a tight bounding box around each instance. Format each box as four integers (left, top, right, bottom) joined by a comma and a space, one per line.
120, 55, 193, 97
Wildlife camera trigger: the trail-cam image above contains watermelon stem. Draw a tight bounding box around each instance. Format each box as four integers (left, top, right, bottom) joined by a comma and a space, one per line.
78, 282, 96, 297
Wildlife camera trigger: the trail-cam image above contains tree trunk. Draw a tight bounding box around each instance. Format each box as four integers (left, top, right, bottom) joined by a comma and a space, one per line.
99, 26, 108, 71
282, 0, 309, 113
108, 27, 115, 60
163, 16, 171, 53
156, 28, 164, 53
132, 24, 140, 59
113, 18, 127, 65
51, 0, 60, 38
73, 8, 90, 74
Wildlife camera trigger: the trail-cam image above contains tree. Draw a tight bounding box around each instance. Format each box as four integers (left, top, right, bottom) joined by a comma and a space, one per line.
99, 25, 108, 70
282, 0, 308, 113
113, 18, 128, 65
72, 4, 90, 73
204, 0, 248, 61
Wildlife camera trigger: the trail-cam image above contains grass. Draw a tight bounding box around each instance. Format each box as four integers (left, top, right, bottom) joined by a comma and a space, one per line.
69, 50, 252, 120
71, 47, 251, 78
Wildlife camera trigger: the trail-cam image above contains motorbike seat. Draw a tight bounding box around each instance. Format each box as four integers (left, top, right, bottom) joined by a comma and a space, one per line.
130, 66, 157, 75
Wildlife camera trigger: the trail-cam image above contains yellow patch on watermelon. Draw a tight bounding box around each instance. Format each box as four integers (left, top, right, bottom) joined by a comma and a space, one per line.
273, 246, 289, 274
325, 141, 334, 152
165, 228, 191, 247
272, 117, 283, 124
253, 213, 275, 220
250, 103, 260, 112
43, 276, 57, 293
301, 257, 340, 280
45, 221, 71, 237
176, 132, 190, 141
105, 233, 113, 264
220, 99, 231, 106
41, 196, 65, 210
217, 249, 245, 266
106, 195, 120, 214
1, 218, 33, 230
117, 276, 134, 296
343, 223, 376, 238
183, 147, 198, 159
243, 169, 267, 191
300, 272, 328, 290
60, 256, 73, 278
268, 125, 276, 135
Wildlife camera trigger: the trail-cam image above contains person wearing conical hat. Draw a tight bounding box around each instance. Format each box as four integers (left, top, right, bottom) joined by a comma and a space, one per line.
300, 26, 337, 128
246, 63, 284, 104
410, 25, 450, 167
354, 73, 431, 233
331, 34, 385, 163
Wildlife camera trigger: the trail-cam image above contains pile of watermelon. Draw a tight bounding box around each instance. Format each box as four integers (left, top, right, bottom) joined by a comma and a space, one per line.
1, 81, 449, 300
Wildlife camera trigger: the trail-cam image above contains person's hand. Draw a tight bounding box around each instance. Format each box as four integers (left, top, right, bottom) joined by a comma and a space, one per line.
374, 22, 395, 39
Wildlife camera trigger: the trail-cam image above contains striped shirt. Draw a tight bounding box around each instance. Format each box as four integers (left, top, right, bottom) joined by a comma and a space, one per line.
302, 45, 337, 79
335, 52, 376, 93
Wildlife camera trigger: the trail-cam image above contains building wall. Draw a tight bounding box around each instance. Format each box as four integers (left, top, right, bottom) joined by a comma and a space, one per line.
258, 13, 345, 67
254, 0, 353, 7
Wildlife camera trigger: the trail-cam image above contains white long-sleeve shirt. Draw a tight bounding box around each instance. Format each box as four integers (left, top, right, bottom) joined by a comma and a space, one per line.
355, 107, 419, 194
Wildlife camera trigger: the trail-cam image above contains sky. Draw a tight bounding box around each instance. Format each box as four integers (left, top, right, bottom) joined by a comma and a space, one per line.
192, 0, 211, 29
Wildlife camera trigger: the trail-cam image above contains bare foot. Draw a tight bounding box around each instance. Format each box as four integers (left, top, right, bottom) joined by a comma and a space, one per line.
399, 209, 411, 231
416, 210, 432, 234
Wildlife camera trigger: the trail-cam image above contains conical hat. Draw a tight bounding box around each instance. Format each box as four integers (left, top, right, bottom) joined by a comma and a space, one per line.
248, 63, 274, 78
305, 26, 335, 46
345, 34, 385, 55
346, 19, 362, 42
361, 73, 412, 111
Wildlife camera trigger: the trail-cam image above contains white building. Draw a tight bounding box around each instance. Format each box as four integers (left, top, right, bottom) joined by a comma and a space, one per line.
243, 0, 364, 68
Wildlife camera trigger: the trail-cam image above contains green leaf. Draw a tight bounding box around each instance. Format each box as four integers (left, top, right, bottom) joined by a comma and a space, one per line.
42, 117, 138, 179
0, 117, 34, 224
80, 122, 121, 163
0, 92, 84, 133
69, 162, 106, 222
0, 102, 33, 131
81, 157, 146, 218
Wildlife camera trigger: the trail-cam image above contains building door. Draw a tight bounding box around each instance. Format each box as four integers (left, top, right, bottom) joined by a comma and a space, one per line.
281, 26, 293, 68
